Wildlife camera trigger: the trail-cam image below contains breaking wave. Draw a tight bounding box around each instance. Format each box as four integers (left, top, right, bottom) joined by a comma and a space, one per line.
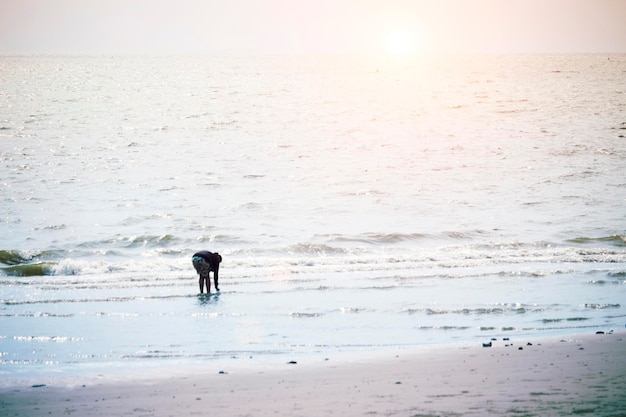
568, 235, 626, 247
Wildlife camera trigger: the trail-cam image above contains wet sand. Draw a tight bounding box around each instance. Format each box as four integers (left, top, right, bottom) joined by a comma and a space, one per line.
2, 332, 624, 417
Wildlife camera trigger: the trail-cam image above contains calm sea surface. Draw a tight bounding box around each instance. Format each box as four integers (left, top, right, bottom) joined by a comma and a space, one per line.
1, 54, 625, 382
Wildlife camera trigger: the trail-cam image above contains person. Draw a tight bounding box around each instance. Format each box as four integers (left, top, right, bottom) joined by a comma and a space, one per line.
192, 250, 222, 294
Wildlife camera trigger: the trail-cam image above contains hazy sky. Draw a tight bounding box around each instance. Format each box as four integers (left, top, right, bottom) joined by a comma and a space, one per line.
1, 0, 625, 54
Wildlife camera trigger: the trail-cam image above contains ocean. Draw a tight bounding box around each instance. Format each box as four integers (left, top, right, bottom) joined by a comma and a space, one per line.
1, 54, 625, 382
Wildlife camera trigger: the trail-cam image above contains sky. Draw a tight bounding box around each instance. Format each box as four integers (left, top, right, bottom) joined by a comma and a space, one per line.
0, 0, 625, 54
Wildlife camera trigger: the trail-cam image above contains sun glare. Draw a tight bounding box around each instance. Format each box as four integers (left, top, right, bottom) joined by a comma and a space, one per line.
385, 28, 416, 55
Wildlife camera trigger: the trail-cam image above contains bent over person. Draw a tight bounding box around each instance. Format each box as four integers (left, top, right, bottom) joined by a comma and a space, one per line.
192, 250, 222, 294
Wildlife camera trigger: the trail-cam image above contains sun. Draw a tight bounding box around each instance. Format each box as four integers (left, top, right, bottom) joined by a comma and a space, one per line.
379, 18, 430, 56
385, 28, 416, 55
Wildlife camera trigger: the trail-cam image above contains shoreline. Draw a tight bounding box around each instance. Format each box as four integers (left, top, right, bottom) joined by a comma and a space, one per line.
2, 330, 625, 416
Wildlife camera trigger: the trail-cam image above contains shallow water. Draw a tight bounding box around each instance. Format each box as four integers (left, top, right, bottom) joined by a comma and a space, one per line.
1, 54, 625, 380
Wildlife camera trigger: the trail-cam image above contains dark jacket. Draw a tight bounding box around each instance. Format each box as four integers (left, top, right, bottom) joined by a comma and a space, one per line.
193, 251, 222, 273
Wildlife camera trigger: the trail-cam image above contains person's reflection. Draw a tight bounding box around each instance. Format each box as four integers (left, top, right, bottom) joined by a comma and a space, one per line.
197, 292, 220, 306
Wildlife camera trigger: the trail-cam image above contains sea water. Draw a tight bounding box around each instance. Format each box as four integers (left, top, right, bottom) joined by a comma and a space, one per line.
1, 54, 625, 382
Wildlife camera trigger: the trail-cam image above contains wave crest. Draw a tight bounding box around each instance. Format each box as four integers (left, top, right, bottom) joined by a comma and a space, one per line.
568, 235, 626, 247
323, 230, 487, 245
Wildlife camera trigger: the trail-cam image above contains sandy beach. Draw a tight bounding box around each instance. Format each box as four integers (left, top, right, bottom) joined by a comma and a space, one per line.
2, 331, 624, 417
